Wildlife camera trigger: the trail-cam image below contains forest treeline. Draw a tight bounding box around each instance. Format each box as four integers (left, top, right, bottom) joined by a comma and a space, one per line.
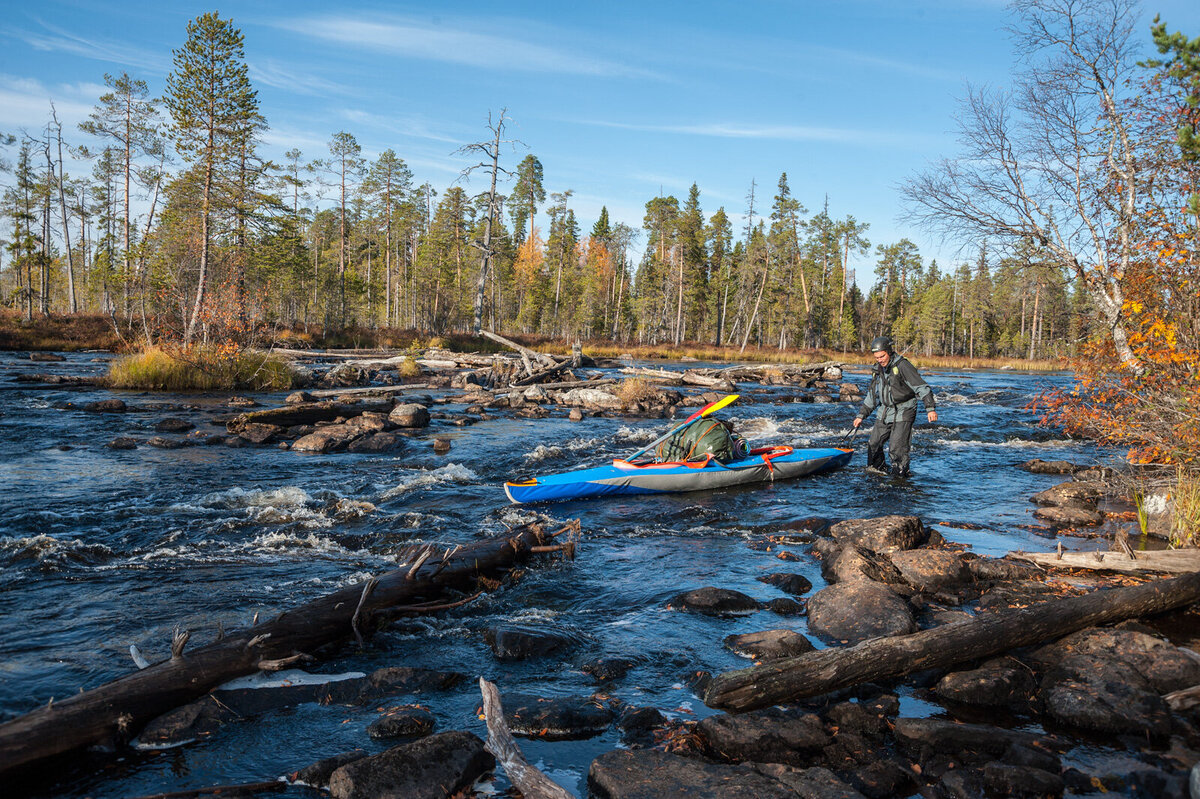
1, 10, 1120, 361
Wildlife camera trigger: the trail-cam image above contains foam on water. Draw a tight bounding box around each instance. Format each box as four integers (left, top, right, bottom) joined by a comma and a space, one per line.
380, 463, 479, 500
524, 444, 565, 463
0, 534, 114, 568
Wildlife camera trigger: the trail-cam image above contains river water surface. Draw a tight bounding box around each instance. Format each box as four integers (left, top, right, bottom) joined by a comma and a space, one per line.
0, 352, 1117, 797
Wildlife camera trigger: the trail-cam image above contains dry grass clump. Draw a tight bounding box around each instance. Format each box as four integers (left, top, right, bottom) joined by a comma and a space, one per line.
615, 377, 659, 405
109, 347, 300, 391
1171, 467, 1200, 548
397, 358, 423, 379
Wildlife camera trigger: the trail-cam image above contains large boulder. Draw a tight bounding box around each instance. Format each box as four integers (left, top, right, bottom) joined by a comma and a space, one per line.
807, 581, 915, 644
830, 516, 927, 553
1031, 481, 1104, 508
291, 423, 362, 453
696, 708, 830, 766
669, 587, 761, 616
757, 572, 813, 595
388, 403, 430, 428
559, 387, 624, 410
724, 629, 816, 661
1032, 628, 1200, 694
1037, 653, 1172, 738
933, 656, 1037, 709
1033, 505, 1105, 526
328, 730, 493, 799
889, 549, 971, 593
367, 706, 436, 740
588, 748, 799, 799
1019, 459, 1080, 475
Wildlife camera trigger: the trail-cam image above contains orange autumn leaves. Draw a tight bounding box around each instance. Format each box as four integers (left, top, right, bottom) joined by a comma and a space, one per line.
1036, 217, 1200, 464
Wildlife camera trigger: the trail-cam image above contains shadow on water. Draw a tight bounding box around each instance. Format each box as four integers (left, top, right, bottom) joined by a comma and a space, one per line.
0, 353, 1117, 796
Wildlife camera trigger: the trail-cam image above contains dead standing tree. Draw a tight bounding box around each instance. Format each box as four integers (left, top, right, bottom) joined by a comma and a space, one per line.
900, 0, 1146, 370
456, 109, 520, 334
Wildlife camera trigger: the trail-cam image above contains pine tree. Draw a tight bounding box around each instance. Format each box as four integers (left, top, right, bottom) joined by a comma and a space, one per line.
509, 154, 545, 246
163, 12, 260, 344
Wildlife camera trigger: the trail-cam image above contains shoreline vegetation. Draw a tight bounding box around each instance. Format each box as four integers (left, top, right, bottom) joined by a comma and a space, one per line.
0, 312, 1068, 378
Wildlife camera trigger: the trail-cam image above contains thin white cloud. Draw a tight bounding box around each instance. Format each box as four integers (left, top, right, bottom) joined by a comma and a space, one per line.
808, 45, 961, 82
0, 75, 105, 133
249, 60, 354, 98
339, 109, 462, 145
274, 15, 659, 79
579, 119, 936, 149
12, 20, 169, 75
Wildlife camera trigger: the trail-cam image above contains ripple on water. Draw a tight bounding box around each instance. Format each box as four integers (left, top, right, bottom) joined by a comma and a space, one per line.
0, 534, 114, 570
379, 463, 479, 500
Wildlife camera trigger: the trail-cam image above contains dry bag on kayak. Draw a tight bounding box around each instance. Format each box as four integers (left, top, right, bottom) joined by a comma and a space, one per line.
656, 418, 737, 463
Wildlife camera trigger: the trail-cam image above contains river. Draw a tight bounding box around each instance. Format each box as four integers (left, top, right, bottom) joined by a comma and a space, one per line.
0, 352, 1115, 797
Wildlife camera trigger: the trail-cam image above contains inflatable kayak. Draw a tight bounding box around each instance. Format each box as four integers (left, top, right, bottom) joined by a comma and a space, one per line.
505, 445, 852, 504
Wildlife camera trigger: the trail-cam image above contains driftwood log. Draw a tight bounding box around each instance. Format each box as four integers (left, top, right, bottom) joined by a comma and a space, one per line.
0, 521, 578, 780
704, 570, 1200, 712
479, 678, 573, 799
307, 384, 433, 399
1015, 548, 1200, 575
482, 331, 557, 372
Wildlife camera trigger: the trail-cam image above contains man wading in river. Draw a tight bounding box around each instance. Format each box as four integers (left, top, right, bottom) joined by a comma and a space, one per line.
851, 336, 937, 478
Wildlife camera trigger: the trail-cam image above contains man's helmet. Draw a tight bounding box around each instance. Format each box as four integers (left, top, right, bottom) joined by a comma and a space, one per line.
869, 336, 893, 353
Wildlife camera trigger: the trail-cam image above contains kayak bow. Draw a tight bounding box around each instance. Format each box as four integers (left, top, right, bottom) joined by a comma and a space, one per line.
505, 445, 851, 504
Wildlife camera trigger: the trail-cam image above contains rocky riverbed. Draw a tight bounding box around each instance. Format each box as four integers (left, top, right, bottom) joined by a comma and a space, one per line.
1, 347, 1197, 798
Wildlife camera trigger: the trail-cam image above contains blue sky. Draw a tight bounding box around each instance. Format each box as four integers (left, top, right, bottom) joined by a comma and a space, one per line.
2, 0, 1196, 283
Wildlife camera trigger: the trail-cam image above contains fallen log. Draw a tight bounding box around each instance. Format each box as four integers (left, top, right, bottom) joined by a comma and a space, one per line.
307, 383, 432, 399
479, 678, 573, 799
704, 569, 1200, 713
482, 331, 558, 371
225, 399, 392, 431
0, 521, 579, 780
1014, 548, 1200, 575
512, 359, 572, 386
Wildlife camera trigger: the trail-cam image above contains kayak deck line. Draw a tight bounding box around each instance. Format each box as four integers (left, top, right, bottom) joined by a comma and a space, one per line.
505, 446, 853, 504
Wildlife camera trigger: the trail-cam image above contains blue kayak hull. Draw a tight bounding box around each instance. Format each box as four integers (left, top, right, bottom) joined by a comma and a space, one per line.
505, 447, 852, 504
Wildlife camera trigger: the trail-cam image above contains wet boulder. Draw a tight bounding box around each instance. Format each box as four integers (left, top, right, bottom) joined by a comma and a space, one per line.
293, 751, 370, 789
137, 697, 239, 747
824, 545, 907, 586
1033, 505, 1105, 526
982, 762, 1065, 798
501, 693, 614, 740
237, 422, 280, 445
155, 417, 194, 433
1036, 653, 1172, 738
108, 436, 138, 450
367, 705, 436, 740
30, 352, 65, 361
285, 390, 314, 404
388, 403, 429, 428
830, 515, 927, 553
889, 549, 970, 593
484, 623, 580, 660
582, 656, 638, 682
807, 581, 915, 645
724, 629, 816, 661
147, 435, 189, 449
589, 749, 799, 799
757, 572, 813, 595
1032, 628, 1200, 694
291, 422, 362, 453
933, 656, 1037, 709
1031, 481, 1104, 508
696, 708, 830, 766
893, 718, 1048, 763
668, 586, 761, 616
320, 364, 369, 387
1019, 459, 1080, 475
765, 597, 805, 615
358, 666, 466, 702
824, 700, 890, 739
328, 730, 493, 799
617, 705, 666, 745
347, 431, 406, 453
83, 398, 127, 412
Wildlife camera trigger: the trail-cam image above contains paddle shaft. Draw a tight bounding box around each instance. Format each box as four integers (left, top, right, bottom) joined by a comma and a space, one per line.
625, 394, 738, 463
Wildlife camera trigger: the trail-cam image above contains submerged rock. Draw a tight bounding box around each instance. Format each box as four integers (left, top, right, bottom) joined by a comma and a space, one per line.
367, 706, 436, 740
328, 730, 493, 799
107, 436, 138, 450
293, 750, 369, 789
1033, 505, 1105, 526
1031, 481, 1104, 508
484, 623, 580, 660
154, 417, 194, 433
582, 656, 638, 682
501, 693, 614, 740
669, 586, 761, 616
757, 572, 813, 595
1019, 459, 1080, 475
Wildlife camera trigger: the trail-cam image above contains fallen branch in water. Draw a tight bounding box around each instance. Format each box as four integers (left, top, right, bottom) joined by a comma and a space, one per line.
0, 521, 579, 780
479, 678, 573, 799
